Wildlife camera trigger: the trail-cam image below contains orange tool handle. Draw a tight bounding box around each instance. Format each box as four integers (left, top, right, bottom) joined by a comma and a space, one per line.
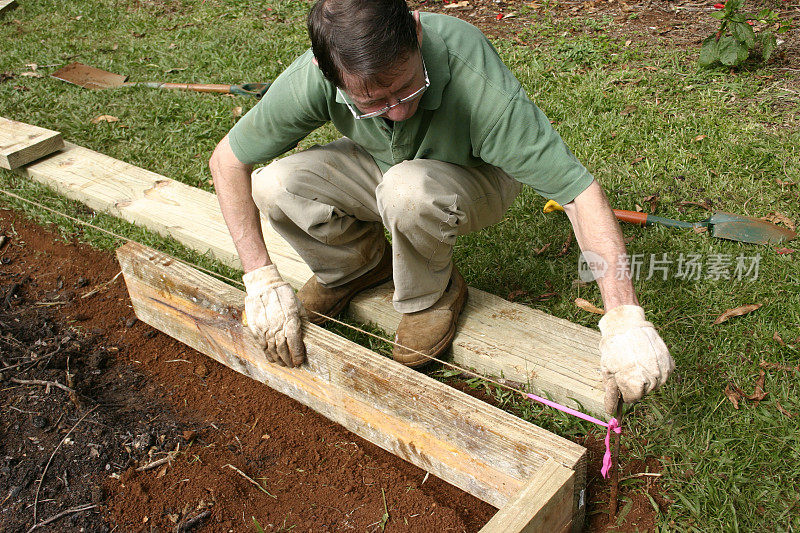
612, 209, 648, 225
155, 83, 232, 93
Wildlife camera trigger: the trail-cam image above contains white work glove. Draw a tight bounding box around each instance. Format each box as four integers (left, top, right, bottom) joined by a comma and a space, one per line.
243, 264, 306, 367
599, 305, 674, 415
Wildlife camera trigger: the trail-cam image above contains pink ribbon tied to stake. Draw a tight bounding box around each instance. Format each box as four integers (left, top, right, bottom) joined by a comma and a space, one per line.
526, 393, 622, 478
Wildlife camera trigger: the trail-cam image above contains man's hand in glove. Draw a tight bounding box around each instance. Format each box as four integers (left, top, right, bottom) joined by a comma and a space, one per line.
243, 264, 306, 367
599, 305, 674, 414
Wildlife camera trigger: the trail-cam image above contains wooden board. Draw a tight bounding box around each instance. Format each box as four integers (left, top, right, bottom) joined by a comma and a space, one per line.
16, 137, 606, 416
116, 242, 587, 519
479, 458, 575, 533
0, 117, 63, 170
0, 0, 17, 18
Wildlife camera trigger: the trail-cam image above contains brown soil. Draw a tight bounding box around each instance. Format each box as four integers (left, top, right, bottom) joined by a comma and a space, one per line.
0, 206, 668, 532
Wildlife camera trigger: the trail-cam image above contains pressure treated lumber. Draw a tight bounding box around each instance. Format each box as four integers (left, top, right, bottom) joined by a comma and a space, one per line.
479, 458, 575, 533
12, 125, 605, 415
117, 242, 587, 517
0, 0, 17, 18
0, 117, 63, 170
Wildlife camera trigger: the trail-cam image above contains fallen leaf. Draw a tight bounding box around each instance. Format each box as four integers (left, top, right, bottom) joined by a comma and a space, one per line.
746, 370, 767, 405
724, 383, 743, 409
507, 289, 529, 301
132, 31, 146, 38
24, 63, 38, 71
643, 193, 659, 213
164, 67, 186, 74
713, 303, 762, 325
693, 226, 708, 234
575, 298, 605, 315
773, 331, 785, 346
776, 401, 794, 418
776, 248, 795, 255
536, 291, 558, 300
555, 232, 573, 257
635, 204, 643, 212
533, 242, 551, 255
620, 105, 637, 116
775, 178, 797, 187
693, 134, 707, 142
623, 235, 636, 244
760, 360, 800, 372
168, 43, 178, 49
20, 71, 43, 78
625, 39, 632, 46
91, 115, 120, 124
232, 106, 243, 117
444, 0, 469, 7
760, 211, 796, 231
631, 156, 645, 164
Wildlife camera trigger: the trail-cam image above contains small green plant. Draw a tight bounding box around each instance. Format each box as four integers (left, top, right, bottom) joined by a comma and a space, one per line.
699, 0, 788, 68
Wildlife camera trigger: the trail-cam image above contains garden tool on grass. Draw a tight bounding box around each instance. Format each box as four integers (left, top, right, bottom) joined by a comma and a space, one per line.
51, 62, 270, 98
542, 200, 795, 245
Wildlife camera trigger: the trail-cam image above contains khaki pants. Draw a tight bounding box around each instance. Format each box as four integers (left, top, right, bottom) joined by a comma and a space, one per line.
251, 138, 521, 313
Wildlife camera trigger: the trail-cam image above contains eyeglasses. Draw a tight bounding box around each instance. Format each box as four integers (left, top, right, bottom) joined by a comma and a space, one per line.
338, 57, 430, 120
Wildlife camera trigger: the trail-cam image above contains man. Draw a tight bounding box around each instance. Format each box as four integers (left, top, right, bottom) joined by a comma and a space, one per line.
209, 0, 674, 414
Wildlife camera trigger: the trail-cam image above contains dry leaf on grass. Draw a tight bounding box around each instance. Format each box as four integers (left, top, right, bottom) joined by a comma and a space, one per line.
91, 115, 120, 124
555, 232, 573, 257
773, 332, 785, 346
575, 298, 605, 315
444, 1, 469, 7
533, 242, 551, 255
776, 248, 795, 255
713, 303, 762, 325
760, 360, 800, 373
760, 212, 796, 231
724, 383, 743, 409
507, 289, 528, 301
693, 134, 707, 142
232, 106, 243, 117
643, 194, 659, 213
747, 370, 768, 405
775, 178, 797, 187
776, 401, 794, 418
20, 71, 43, 78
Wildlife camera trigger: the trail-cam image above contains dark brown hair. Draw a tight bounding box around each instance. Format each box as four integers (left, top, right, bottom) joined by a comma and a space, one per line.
307, 0, 418, 90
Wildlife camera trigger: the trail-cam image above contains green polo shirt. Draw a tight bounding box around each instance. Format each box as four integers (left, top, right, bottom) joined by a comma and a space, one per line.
229, 13, 594, 205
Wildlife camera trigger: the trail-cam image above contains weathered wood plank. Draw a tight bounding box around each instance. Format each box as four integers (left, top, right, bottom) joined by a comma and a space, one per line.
479, 458, 575, 533
0, 0, 17, 18
17, 134, 605, 415
0, 117, 64, 170
117, 242, 586, 516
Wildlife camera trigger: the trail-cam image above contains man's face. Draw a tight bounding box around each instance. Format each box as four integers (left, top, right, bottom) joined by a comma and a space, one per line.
341, 52, 427, 123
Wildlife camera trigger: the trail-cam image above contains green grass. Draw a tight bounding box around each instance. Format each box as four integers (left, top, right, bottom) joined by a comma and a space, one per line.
2, 1, 799, 530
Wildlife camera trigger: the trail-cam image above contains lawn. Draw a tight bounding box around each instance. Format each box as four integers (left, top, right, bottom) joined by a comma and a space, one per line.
2, 0, 798, 530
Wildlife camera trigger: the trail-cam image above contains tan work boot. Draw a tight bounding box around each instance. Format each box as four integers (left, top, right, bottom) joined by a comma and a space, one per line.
297, 244, 393, 326
393, 266, 467, 368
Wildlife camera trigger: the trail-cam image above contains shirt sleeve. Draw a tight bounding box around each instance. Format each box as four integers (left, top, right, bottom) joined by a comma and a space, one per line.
228, 51, 331, 165
477, 86, 595, 205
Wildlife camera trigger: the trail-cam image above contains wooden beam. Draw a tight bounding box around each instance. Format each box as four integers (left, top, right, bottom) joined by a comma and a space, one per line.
0, 0, 17, 18
479, 458, 575, 533
116, 242, 586, 519
0, 117, 63, 170
9, 117, 604, 415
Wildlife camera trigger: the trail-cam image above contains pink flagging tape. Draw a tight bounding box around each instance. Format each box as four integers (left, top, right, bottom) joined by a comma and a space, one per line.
526, 393, 622, 478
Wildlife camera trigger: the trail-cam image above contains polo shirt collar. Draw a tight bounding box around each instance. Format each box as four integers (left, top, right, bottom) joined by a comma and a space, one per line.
333, 20, 451, 111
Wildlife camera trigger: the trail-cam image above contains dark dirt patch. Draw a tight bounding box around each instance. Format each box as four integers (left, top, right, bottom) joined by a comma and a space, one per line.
0, 208, 494, 532
0, 203, 667, 532
410, 0, 800, 78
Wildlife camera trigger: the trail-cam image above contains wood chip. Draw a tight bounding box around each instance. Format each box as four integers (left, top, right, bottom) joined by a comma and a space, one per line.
713, 303, 762, 325
574, 298, 605, 315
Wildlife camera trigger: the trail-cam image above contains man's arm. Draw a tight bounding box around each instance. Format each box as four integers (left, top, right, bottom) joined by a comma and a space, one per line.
561, 180, 674, 414
209, 135, 306, 367
561, 180, 636, 309
209, 134, 268, 272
